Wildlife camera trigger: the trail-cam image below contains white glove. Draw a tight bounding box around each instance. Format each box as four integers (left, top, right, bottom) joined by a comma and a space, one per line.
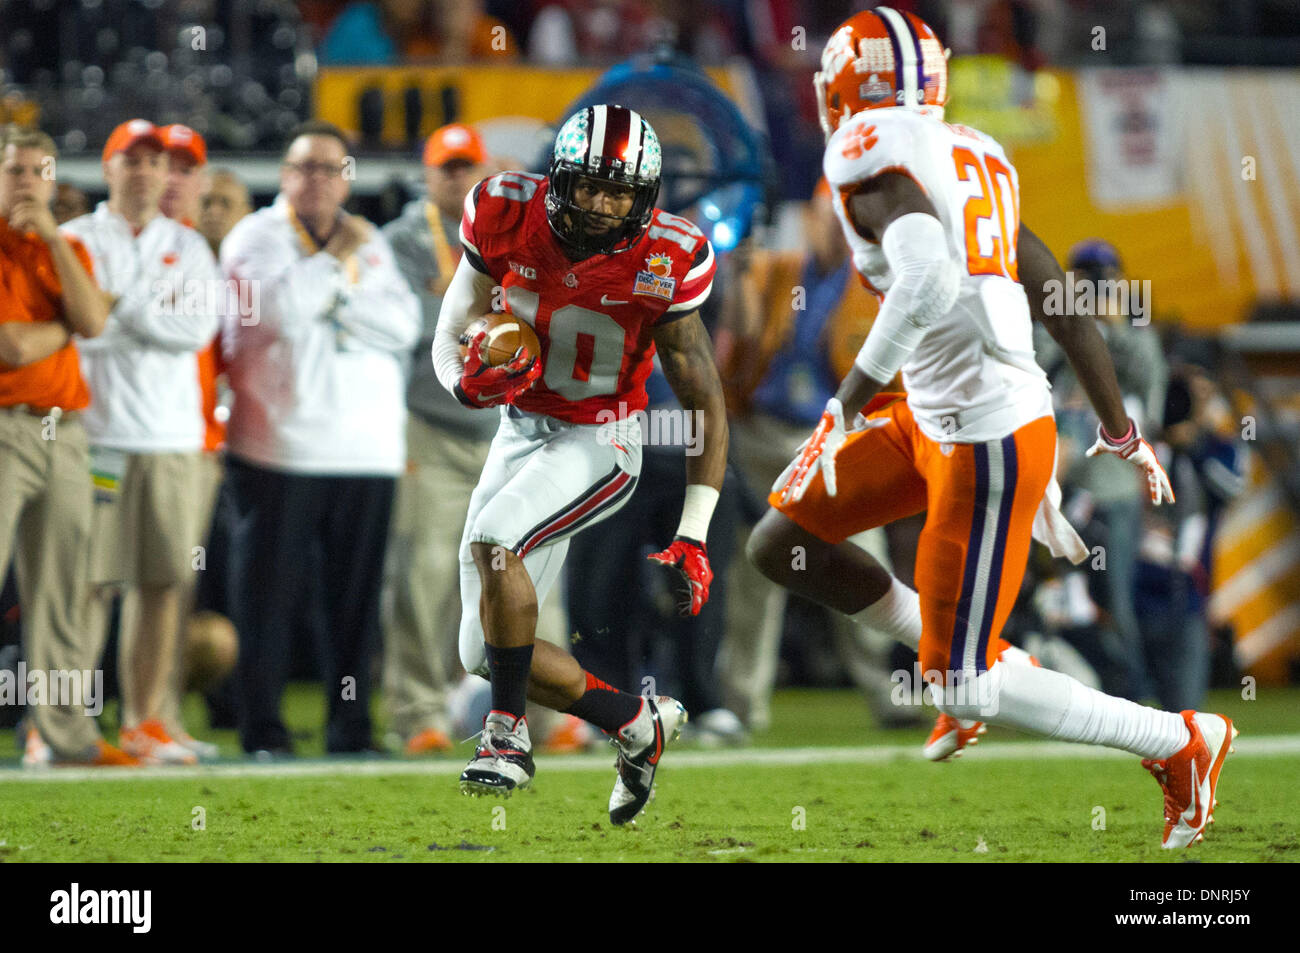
1084, 419, 1175, 505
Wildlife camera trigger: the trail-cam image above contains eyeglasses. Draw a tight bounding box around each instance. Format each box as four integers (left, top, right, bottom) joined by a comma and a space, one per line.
284, 161, 346, 179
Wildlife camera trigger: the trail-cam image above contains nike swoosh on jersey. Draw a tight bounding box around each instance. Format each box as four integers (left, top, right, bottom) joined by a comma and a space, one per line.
600, 295, 629, 305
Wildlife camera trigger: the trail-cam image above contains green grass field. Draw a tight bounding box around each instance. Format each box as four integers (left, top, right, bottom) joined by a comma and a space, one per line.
2, 686, 1297, 862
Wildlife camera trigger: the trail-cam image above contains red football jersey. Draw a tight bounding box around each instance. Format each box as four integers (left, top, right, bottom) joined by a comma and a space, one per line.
459, 171, 716, 423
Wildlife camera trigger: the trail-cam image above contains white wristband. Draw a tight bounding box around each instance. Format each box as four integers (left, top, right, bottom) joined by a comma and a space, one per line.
675, 484, 719, 543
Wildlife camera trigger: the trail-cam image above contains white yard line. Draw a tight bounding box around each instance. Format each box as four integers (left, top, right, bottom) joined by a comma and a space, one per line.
3, 734, 1298, 784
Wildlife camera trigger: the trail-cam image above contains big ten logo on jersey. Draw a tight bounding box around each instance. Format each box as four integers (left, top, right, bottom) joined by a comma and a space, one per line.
840, 123, 879, 160
951, 145, 1019, 281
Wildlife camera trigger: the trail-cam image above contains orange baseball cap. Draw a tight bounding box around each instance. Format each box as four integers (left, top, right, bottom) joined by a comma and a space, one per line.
102, 119, 165, 162
161, 124, 207, 165
423, 123, 488, 167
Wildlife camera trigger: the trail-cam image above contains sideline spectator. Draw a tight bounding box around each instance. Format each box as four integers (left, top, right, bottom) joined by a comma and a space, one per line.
190, 166, 253, 735
153, 123, 231, 761
1136, 364, 1244, 712
717, 179, 909, 731
51, 183, 89, 225
197, 169, 252, 258
380, 123, 497, 755
63, 119, 222, 765
159, 124, 207, 226
0, 125, 125, 766
220, 121, 419, 757
318, 0, 517, 64
1035, 239, 1167, 701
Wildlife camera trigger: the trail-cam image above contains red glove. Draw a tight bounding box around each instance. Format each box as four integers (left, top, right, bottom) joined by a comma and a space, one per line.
647, 536, 713, 616
455, 330, 542, 408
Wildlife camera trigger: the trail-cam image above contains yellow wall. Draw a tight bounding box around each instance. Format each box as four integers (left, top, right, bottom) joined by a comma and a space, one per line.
315, 65, 737, 148
1011, 73, 1267, 330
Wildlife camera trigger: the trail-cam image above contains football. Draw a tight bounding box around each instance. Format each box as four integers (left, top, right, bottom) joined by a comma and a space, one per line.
459, 312, 542, 367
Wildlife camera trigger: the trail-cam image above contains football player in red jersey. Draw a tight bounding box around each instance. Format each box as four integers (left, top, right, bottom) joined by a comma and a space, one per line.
431, 105, 727, 823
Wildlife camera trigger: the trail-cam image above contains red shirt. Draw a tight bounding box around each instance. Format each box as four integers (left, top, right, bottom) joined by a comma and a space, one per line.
461, 172, 715, 424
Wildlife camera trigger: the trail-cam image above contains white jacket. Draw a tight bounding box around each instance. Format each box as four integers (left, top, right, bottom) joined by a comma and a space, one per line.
220, 195, 419, 475
63, 203, 220, 452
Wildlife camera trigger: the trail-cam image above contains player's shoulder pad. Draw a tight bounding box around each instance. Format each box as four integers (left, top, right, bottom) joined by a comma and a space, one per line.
645, 207, 710, 264
461, 171, 546, 243
823, 109, 941, 190
642, 209, 715, 315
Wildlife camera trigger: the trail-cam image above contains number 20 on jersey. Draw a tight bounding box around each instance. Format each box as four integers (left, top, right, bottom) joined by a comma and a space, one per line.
952, 146, 1019, 281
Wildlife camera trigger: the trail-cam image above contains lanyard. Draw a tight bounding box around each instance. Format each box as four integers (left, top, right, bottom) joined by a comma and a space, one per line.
424, 202, 458, 290
287, 204, 359, 285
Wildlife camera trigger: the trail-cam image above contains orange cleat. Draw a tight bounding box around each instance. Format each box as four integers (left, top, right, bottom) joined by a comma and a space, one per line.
1142, 710, 1236, 849
542, 714, 594, 754
923, 713, 986, 761
120, 719, 198, 765
404, 728, 453, 755
54, 739, 141, 767
22, 726, 52, 768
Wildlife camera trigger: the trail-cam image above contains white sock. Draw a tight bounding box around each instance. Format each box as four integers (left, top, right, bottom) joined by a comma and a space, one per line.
960, 664, 1191, 759
848, 576, 921, 651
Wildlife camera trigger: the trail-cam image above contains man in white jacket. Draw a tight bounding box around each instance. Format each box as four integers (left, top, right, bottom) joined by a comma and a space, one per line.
64, 119, 222, 765
220, 121, 419, 757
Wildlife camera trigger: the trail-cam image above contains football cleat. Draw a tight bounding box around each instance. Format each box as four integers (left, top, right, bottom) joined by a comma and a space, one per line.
459, 712, 535, 797
404, 728, 454, 756
1142, 710, 1236, 849
542, 714, 595, 754
173, 730, 220, 762
609, 696, 687, 826
22, 725, 52, 769
120, 719, 198, 765
923, 713, 986, 762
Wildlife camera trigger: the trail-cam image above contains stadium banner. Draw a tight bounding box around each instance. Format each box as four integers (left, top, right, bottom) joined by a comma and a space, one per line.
1076, 69, 1181, 209
1012, 70, 1300, 331
314, 64, 745, 153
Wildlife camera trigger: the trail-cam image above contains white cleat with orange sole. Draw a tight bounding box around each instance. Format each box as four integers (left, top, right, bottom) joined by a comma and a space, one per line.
1142, 710, 1236, 849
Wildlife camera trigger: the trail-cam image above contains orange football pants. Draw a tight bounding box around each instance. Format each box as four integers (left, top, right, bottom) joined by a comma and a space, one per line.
769, 400, 1056, 680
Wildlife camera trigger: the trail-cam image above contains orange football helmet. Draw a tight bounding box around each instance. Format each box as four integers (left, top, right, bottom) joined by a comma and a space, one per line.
814, 6, 950, 136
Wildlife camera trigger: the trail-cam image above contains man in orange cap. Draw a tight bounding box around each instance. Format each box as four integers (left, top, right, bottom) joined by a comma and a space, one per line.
63, 118, 223, 766
155, 121, 229, 762
159, 124, 207, 227
377, 122, 497, 755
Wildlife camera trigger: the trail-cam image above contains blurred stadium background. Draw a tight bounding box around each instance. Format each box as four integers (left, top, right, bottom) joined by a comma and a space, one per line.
2, 0, 1300, 739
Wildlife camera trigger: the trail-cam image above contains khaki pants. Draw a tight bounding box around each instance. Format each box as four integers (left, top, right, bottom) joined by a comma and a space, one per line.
722, 412, 893, 731
0, 408, 102, 757
382, 415, 568, 741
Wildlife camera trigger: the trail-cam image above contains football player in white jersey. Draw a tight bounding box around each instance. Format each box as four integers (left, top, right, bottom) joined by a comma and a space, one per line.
747, 7, 1234, 848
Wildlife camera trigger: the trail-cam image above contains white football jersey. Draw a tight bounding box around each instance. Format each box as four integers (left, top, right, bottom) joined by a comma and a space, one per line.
823, 109, 1052, 443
